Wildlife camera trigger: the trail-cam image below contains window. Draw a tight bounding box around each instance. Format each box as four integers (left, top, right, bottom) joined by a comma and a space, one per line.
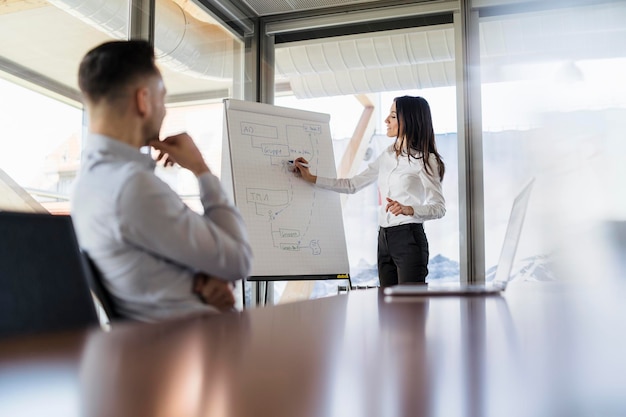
0, 0, 127, 213
478, 1, 626, 281
274, 26, 460, 300
0, 0, 243, 214
154, 0, 244, 209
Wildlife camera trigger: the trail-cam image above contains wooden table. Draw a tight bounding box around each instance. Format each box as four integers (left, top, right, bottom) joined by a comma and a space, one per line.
2, 281, 626, 417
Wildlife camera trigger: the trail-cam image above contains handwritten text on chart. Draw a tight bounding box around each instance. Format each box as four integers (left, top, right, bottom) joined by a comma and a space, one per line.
261, 143, 289, 156
246, 188, 289, 206
241, 122, 277, 138
279, 229, 301, 238
303, 124, 321, 134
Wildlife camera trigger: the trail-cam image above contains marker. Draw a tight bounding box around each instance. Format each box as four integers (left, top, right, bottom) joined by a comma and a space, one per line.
288, 160, 310, 168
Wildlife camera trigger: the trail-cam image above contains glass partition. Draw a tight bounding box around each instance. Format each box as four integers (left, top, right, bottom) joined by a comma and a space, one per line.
0, 0, 243, 214
274, 26, 460, 299
154, 0, 244, 207
478, 1, 626, 282
0, 0, 127, 213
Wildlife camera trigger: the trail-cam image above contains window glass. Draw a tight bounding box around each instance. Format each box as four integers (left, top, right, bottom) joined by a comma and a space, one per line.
0, 78, 82, 213
0, 0, 128, 213
155, 0, 241, 99
154, 0, 243, 208
158, 102, 226, 213
0, 0, 242, 215
479, 2, 626, 281
275, 26, 460, 300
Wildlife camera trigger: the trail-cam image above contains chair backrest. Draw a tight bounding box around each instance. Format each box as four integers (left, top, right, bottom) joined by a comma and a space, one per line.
81, 250, 123, 322
0, 211, 99, 338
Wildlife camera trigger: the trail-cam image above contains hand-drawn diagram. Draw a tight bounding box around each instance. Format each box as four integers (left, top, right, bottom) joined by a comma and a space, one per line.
239, 120, 323, 255
224, 99, 349, 278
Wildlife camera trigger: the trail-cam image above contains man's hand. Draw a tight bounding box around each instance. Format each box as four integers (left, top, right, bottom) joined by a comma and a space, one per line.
150, 133, 210, 176
192, 273, 235, 312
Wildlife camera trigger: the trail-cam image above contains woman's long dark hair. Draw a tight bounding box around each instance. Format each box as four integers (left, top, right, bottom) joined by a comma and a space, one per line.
394, 95, 445, 180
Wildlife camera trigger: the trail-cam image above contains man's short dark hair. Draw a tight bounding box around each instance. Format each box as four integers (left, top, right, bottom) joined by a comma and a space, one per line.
78, 40, 158, 103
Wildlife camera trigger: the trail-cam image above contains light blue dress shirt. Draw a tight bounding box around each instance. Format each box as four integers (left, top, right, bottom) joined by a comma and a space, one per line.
71, 134, 252, 322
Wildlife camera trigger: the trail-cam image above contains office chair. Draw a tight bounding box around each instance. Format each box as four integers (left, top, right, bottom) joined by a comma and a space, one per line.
0, 211, 99, 339
81, 250, 124, 323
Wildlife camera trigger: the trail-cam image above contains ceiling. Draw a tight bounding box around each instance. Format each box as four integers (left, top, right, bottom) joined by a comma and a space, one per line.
0, 0, 239, 103
0, 0, 452, 103
229, 0, 437, 17
1, 0, 625, 104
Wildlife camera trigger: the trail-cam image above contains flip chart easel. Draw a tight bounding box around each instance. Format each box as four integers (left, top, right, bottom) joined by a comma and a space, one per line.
222, 99, 351, 302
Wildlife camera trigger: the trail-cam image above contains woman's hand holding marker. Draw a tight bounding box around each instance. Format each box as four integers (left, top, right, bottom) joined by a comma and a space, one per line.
292, 157, 317, 184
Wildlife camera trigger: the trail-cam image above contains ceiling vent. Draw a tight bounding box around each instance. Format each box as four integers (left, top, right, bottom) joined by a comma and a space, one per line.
276, 27, 455, 97
287, 61, 456, 98
48, 0, 234, 81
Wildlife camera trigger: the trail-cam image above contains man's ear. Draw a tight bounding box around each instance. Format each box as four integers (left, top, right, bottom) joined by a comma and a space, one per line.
135, 86, 151, 117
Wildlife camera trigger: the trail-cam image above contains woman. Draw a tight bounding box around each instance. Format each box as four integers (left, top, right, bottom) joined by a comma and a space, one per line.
293, 96, 445, 287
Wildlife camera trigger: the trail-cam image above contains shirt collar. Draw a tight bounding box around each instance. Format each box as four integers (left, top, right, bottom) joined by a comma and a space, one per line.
85, 133, 155, 170
385, 144, 422, 159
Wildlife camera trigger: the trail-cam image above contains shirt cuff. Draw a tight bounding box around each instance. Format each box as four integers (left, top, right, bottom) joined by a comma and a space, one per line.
197, 172, 230, 207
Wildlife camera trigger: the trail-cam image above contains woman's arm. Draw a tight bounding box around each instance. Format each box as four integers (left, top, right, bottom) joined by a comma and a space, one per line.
294, 156, 380, 194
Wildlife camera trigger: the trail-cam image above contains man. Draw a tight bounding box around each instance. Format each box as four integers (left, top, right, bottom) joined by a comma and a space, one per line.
71, 40, 252, 322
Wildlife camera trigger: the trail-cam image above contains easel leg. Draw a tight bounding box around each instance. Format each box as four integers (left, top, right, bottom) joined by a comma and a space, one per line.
255, 281, 265, 306
241, 279, 247, 309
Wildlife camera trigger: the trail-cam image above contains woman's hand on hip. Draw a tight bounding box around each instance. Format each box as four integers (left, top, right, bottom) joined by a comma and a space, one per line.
385, 197, 414, 216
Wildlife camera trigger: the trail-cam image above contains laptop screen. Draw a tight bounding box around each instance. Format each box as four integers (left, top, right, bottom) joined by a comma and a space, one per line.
493, 178, 535, 284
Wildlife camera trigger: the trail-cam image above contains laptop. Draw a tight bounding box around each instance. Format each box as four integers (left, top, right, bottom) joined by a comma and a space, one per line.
384, 178, 535, 297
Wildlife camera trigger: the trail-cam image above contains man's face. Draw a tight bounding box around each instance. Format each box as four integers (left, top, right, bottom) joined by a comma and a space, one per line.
142, 72, 167, 145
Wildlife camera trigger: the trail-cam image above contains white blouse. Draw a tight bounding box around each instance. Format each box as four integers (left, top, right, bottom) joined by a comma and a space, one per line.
315, 145, 446, 227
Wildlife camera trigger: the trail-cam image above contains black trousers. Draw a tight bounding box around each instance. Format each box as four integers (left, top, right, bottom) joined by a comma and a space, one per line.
377, 223, 429, 287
